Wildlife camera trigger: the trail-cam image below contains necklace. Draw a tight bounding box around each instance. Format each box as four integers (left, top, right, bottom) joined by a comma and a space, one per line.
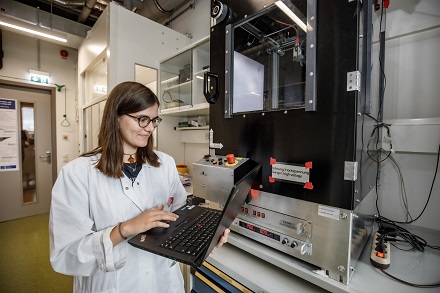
124, 152, 136, 163
124, 162, 137, 172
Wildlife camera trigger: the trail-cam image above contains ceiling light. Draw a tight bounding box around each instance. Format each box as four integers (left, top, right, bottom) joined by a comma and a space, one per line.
0, 14, 67, 43
275, 0, 307, 33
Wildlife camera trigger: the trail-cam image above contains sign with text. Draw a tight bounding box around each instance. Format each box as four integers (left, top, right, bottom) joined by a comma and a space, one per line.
271, 163, 310, 184
0, 98, 19, 171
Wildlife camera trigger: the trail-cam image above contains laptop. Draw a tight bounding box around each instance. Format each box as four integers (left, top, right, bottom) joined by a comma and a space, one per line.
128, 164, 261, 267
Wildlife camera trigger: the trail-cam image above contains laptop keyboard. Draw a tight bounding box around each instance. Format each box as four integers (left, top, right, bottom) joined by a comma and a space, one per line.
160, 210, 221, 256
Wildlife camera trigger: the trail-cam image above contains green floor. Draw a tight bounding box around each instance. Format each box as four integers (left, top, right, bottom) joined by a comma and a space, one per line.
0, 213, 73, 292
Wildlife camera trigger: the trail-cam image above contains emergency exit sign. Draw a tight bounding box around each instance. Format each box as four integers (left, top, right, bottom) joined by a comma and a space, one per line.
29, 70, 49, 84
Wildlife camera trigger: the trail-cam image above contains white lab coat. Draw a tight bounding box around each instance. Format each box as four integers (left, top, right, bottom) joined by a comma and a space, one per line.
49, 151, 187, 293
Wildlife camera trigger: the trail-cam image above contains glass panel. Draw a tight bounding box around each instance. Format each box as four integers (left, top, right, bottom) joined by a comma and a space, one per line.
192, 40, 210, 105
85, 54, 108, 104
21, 103, 36, 204
135, 64, 158, 149
83, 100, 106, 152
231, 0, 311, 114
159, 50, 192, 111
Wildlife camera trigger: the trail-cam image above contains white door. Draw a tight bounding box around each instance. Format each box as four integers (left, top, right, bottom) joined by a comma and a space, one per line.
0, 82, 54, 222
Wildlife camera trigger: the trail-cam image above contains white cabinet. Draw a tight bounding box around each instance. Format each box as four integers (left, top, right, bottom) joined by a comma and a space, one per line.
159, 37, 210, 117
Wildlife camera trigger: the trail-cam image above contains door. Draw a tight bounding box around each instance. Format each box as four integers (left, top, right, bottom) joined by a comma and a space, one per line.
0, 82, 54, 222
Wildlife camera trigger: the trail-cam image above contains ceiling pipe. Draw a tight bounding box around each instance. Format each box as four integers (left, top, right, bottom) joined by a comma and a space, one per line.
123, 0, 189, 22
78, 0, 98, 23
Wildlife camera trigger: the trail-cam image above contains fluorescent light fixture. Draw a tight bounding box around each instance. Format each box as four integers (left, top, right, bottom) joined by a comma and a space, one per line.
275, 0, 307, 33
0, 14, 67, 43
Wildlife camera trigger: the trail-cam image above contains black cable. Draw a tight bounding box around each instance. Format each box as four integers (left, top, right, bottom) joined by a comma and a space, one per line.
161, 91, 173, 103
376, 216, 439, 252
405, 143, 440, 223
380, 269, 440, 288
377, 0, 387, 122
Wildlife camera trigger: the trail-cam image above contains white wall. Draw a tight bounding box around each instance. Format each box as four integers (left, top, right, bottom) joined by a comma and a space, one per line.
370, 0, 440, 230
163, 0, 211, 45
0, 30, 79, 173
108, 3, 190, 89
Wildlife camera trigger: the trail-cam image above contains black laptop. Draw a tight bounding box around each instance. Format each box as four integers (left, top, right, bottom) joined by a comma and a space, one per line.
128, 164, 261, 267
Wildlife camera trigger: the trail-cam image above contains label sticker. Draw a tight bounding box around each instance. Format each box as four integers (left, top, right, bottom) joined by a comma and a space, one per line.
318, 205, 340, 221
271, 163, 310, 184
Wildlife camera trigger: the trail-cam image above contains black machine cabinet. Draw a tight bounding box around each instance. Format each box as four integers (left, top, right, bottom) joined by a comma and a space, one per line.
208, 0, 376, 211
201, 0, 377, 285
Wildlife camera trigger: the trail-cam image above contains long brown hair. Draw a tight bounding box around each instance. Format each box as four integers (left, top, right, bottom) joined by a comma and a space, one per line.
82, 82, 160, 178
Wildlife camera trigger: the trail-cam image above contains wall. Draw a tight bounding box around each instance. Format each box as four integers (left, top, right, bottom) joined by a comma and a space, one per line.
0, 30, 79, 173
163, 0, 211, 45
370, 0, 440, 231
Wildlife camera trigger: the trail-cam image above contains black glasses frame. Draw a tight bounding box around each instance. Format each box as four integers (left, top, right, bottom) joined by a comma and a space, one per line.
125, 114, 162, 128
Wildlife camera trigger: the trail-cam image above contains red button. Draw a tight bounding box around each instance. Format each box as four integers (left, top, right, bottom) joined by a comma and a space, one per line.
245, 208, 248, 213
257, 212, 260, 217
262, 213, 265, 218
253, 211, 256, 216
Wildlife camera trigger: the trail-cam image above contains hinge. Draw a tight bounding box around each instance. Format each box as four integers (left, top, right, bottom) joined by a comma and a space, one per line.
344, 161, 358, 181
347, 71, 361, 91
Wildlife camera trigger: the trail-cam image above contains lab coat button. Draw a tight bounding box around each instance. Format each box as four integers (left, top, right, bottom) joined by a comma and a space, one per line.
125, 187, 129, 190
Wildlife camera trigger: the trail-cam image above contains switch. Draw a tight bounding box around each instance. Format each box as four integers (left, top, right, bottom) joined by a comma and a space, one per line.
63, 154, 69, 162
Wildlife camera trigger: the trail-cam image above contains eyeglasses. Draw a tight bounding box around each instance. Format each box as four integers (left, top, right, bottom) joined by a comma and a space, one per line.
125, 114, 162, 128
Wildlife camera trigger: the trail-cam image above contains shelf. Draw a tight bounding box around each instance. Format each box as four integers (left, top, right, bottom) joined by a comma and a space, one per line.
194, 68, 209, 76
176, 126, 209, 131
160, 102, 209, 117
162, 80, 192, 92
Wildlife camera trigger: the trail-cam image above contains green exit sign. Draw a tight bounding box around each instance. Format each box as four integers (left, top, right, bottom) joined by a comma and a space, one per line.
29, 70, 49, 84
30, 75, 49, 84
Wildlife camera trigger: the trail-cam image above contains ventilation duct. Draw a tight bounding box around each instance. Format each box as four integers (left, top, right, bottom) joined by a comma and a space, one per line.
123, 0, 189, 22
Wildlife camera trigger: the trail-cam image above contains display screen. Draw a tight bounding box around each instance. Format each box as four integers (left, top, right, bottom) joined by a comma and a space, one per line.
239, 221, 280, 240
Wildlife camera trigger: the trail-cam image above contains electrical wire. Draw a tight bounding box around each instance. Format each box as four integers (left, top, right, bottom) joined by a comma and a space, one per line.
374, 216, 440, 287
379, 269, 440, 288
377, 0, 387, 121
366, 1, 440, 288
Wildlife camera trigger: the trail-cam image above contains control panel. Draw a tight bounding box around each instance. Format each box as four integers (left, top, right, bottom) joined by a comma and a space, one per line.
192, 154, 252, 205
232, 203, 313, 257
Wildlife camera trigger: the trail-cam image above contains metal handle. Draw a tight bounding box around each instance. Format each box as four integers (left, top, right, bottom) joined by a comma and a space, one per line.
203, 71, 219, 104
39, 151, 51, 164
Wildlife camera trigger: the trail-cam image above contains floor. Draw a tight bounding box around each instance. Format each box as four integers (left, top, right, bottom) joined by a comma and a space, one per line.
0, 213, 73, 292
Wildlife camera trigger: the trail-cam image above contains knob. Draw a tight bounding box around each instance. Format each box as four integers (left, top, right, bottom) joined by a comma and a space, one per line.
291, 241, 298, 248
282, 238, 289, 245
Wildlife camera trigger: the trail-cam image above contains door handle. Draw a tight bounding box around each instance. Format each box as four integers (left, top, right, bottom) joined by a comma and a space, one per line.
39, 151, 51, 164
203, 71, 219, 104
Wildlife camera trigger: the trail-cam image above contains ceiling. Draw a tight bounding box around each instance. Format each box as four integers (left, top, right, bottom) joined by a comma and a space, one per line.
13, 0, 114, 27
1, 0, 193, 49
11, 0, 193, 28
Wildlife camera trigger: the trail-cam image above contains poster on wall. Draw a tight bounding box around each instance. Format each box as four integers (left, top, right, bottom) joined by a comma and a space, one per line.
0, 98, 19, 171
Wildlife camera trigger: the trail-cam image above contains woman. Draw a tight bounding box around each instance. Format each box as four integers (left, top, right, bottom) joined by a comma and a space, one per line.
49, 82, 228, 292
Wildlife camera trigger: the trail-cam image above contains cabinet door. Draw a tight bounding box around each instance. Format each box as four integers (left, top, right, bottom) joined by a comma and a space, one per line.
160, 50, 193, 112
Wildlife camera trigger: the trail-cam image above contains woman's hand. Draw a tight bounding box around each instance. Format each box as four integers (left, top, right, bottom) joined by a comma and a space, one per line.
112, 204, 178, 245
211, 228, 230, 254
